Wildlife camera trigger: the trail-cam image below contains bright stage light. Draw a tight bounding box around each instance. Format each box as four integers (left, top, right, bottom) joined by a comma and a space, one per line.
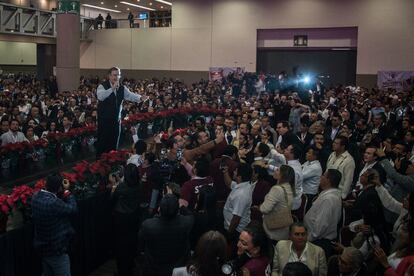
303, 76, 311, 84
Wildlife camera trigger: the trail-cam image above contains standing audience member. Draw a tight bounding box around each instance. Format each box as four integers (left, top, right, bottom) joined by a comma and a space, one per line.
301, 146, 322, 207
222, 163, 253, 254
110, 164, 143, 276
172, 231, 228, 276
139, 195, 193, 276
235, 224, 271, 276
304, 169, 342, 258
326, 136, 356, 199
327, 247, 366, 276
282, 262, 312, 276
31, 174, 77, 276
260, 165, 295, 242
272, 222, 327, 276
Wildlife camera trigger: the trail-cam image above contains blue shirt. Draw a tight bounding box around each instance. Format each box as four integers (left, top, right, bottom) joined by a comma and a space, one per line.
31, 190, 77, 256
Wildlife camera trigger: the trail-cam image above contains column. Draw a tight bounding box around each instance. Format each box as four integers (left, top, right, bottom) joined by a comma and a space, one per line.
56, 0, 80, 92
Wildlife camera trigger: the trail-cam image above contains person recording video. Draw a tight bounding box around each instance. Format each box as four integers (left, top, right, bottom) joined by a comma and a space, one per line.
222, 224, 270, 276
96, 67, 148, 156
31, 173, 78, 276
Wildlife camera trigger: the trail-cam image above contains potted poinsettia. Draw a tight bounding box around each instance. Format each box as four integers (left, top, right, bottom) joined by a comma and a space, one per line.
7, 185, 34, 231
0, 194, 13, 233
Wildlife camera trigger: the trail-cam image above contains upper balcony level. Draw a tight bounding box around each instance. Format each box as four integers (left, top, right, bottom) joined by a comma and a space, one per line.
0, 1, 171, 40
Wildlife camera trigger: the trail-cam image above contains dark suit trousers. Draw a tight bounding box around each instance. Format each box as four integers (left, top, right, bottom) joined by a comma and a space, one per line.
97, 117, 121, 156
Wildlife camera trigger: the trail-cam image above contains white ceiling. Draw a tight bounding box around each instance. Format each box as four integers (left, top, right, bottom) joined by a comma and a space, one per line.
81, 0, 171, 14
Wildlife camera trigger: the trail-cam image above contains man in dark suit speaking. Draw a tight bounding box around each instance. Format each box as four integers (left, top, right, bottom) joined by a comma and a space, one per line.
96, 67, 147, 156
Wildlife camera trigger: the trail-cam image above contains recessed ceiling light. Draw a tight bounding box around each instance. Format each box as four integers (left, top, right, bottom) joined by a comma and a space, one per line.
160, 5, 163, 8
120, 1, 155, 11
100, 1, 104, 4
81, 4, 121, 13
149, 2, 152, 6
114, 4, 117, 7
127, 7, 130, 10
155, 0, 171, 6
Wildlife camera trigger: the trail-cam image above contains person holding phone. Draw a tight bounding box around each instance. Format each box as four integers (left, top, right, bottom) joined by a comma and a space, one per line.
31, 173, 77, 276
96, 67, 148, 156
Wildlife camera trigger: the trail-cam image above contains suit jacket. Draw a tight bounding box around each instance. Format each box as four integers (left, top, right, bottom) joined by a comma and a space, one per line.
272, 240, 327, 276
324, 126, 342, 146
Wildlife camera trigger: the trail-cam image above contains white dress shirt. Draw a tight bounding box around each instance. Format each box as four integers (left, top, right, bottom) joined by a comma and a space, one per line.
288, 243, 308, 263
97, 83, 142, 103
287, 159, 303, 210
1, 130, 28, 146
326, 151, 355, 199
304, 188, 342, 241
302, 160, 322, 195
223, 181, 252, 233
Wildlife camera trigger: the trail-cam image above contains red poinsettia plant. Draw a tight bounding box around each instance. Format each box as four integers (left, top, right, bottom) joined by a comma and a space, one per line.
0, 194, 13, 218
9, 185, 34, 210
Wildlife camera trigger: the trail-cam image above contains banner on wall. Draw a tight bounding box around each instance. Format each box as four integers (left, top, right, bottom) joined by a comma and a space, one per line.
377, 71, 414, 92
209, 67, 245, 81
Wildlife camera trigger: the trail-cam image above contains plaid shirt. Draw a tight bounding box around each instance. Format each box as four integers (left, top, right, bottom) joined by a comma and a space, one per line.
31, 190, 78, 256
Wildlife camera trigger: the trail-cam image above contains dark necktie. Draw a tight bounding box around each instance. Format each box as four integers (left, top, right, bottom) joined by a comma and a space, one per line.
226, 133, 233, 144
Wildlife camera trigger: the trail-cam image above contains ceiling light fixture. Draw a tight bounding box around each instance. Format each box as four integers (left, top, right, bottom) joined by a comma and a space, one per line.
160, 5, 163, 8
114, 4, 117, 7
81, 4, 121, 13
120, 1, 155, 10
100, 1, 104, 4
149, 2, 152, 5
155, 0, 171, 5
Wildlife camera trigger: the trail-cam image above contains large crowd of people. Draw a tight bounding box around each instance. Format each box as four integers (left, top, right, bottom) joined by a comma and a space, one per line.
1, 70, 414, 276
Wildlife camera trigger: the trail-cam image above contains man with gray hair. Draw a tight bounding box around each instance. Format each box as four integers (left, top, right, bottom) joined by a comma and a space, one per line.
327, 247, 366, 276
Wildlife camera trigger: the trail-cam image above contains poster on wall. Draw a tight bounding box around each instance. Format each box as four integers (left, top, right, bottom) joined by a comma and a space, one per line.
209, 67, 245, 81
377, 71, 414, 92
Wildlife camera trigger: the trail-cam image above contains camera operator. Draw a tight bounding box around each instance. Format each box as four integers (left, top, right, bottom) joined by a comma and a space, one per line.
31, 173, 78, 276
222, 224, 271, 276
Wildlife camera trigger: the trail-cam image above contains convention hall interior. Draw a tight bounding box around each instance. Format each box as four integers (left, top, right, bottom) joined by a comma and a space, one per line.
1, 1, 414, 276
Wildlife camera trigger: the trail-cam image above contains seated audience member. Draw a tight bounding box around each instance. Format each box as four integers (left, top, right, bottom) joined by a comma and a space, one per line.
304, 169, 342, 258
1, 119, 28, 145
110, 164, 143, 276
139, 195, 193, 276
282, 262, 312, 276
326, 136, 356, 199
301, 146, 322, 206
25, 126, 39, 142
260, 165, 295, 242
374, 221, 414, 276
222, 163, 253, 250
234, 224, 271, 276
327, 247, 366, 276
272, 222, 327, 276
172, 231, 228, 276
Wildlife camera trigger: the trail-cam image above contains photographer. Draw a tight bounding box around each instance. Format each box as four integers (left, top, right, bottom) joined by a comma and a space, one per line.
31, 173, 78, 276
110, 164, 143, 276
222, 224, 270, 276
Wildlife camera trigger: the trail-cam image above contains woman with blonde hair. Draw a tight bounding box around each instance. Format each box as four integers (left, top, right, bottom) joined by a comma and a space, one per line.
259, 164, 295, 242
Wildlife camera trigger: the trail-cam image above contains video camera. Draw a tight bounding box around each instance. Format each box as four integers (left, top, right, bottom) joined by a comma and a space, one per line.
221, 252, 251, 276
